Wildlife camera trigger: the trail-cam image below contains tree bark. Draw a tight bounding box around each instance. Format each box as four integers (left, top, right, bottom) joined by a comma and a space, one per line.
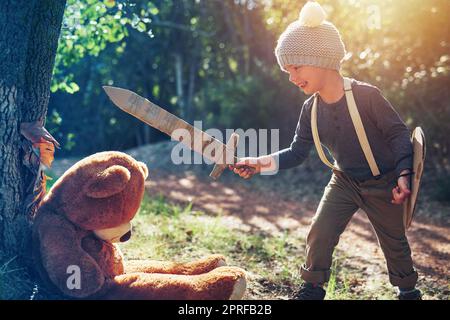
186, 56, 197, 123
174, 53, 185, 118
0, 0, 66, 258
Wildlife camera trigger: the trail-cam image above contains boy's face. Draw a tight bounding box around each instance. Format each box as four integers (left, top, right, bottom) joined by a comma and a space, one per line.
285, 65, 326, 95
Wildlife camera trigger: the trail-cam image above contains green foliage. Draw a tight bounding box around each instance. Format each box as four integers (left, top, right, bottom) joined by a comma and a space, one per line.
48, 0, 449, 177
52, 0, 157, 94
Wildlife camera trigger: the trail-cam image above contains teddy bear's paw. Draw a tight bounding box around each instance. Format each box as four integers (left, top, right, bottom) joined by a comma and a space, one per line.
229, 275, 247, 300
184, 254, 227, 274
207, 266, 247, 300
207, 254, 227, 268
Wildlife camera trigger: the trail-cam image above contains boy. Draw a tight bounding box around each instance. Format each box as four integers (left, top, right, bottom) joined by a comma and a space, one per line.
230, 1, 421, 300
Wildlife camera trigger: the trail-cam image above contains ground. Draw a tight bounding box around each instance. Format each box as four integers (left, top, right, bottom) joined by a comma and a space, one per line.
138, 169, 449, 299
37, 141, 450, 300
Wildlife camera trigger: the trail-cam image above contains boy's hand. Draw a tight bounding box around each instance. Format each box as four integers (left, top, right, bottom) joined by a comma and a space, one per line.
228, 157, 261, 180
391, 170, 412, 205
229, 155, 277, 179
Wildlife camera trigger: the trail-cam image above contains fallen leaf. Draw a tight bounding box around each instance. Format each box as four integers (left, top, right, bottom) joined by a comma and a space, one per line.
34, 138, 55, 168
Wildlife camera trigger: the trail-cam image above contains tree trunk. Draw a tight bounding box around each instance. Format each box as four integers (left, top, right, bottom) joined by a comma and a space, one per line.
174, 53, 185, 118
0, 0, 66, 259
186, 56, 197, 123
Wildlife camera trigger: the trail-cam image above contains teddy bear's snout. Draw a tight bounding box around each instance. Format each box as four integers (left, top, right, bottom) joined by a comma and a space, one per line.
119, 230, 132, 242
93, 222, 132, 243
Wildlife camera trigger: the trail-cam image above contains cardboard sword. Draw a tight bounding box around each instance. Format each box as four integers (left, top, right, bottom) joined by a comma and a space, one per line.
103, 86, 249, 179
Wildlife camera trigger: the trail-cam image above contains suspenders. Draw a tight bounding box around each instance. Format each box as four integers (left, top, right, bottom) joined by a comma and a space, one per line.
311, 77, 381, 178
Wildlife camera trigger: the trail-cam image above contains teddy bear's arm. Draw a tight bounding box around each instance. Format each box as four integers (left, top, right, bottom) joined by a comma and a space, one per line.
37, 214, 105, 298
100, 266, 247, 300
124, 254, 227, 275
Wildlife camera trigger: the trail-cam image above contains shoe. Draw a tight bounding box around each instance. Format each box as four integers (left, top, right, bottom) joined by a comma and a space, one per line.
292, 282, 326, 300
398, 288, 422, 300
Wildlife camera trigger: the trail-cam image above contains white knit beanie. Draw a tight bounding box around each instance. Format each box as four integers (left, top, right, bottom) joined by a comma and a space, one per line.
275, 1, 346, 72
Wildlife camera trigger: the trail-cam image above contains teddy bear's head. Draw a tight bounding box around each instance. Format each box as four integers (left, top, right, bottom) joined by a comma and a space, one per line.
45, 151, 148, 242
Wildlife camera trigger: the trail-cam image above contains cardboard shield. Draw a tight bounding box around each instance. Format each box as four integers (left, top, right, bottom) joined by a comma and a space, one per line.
403, 127, 426, 230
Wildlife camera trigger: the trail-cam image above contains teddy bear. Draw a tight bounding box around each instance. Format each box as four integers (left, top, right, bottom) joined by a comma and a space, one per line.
32, 151, 247, 299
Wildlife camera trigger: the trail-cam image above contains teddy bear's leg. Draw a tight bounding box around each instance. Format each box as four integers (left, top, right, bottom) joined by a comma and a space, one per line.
100, 266, 246, 300
124, 254, 226, 275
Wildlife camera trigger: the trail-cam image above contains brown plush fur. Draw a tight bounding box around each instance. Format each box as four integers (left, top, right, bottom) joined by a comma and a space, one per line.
32, 151, 246, 299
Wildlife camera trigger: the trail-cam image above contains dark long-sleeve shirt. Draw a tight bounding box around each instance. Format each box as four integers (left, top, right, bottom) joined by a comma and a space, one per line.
273, 78, 413, 181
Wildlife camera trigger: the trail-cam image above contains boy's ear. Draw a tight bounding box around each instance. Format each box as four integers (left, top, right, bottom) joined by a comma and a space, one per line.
84, 165, 131, 198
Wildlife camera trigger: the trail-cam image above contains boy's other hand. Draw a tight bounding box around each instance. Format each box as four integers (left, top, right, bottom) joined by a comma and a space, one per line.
391, 170, 412, 205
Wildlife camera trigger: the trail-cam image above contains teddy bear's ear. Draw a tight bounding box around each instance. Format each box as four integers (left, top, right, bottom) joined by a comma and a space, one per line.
84, 165, 131, 198
137, 161, 149, 180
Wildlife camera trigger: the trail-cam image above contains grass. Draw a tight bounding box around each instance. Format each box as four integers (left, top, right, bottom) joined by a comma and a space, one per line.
2, 191, 440, 300
0, 255, 36, 300
120, 193, 398, 300
324, 256, 397, 300
123, 193, 307, 297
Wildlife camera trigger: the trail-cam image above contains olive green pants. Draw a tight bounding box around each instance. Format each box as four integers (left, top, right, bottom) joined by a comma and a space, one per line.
300, 169, 418, 289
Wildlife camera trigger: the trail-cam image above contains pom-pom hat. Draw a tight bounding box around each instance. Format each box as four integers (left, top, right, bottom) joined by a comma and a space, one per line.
275, 1, 346, 72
